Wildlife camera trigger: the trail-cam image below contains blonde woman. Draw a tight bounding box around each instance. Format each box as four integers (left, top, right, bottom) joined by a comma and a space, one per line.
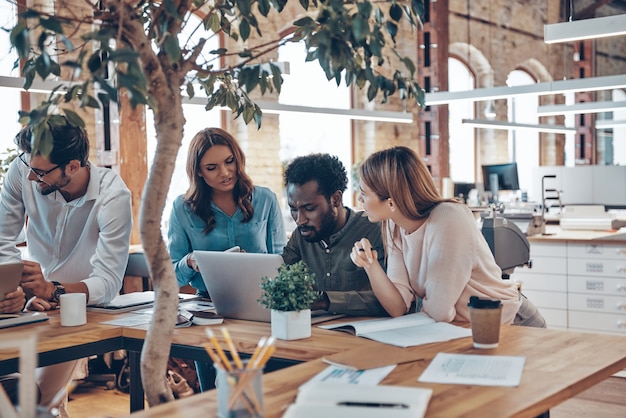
351, 146, 544, 327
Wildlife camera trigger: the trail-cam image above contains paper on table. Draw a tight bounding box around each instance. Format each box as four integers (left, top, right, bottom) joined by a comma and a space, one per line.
100, 314, 152, 327
323, 344, 424, 370
418, 353, 526, 387
303, 364, 396, 387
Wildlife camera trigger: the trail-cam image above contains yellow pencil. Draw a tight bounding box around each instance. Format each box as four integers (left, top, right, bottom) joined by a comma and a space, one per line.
256, 344, 276, 369
246, 336, 267, 370
252, 336, 276, 369
221, 327, 244, 370
202, 343, 223, 369
205, 328, 233, 372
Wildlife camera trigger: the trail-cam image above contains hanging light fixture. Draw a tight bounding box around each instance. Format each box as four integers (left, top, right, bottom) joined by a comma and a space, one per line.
544, 14, 626, 44
484, 100, 497, 119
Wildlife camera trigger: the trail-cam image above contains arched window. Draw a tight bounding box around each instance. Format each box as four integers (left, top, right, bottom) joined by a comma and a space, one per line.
507, 70, 538, 192
448, 57, 475, 183
278, 41, 351, 194
0, 1, 21, 153
606, 88, 626, 165
146, 13, 221, 235
278, 40, 352, 233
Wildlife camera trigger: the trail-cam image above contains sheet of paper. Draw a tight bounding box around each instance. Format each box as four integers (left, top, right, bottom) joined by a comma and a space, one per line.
303, 365, 396, 387
100, 314, 152, 327
418, 353, 525, 387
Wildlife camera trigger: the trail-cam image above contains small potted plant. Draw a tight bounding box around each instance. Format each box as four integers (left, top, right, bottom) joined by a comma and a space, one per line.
258, 261, 317, 340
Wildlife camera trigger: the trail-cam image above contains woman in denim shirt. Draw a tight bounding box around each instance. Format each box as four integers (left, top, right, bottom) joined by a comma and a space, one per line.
168, 128, 286, 391
168, 127, 286, 298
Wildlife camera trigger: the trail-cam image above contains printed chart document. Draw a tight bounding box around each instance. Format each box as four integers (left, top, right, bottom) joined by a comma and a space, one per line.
282, 382, 432, 418
319, 312, 471, 347
304, 364, 396, 387
418, 353, 526, 387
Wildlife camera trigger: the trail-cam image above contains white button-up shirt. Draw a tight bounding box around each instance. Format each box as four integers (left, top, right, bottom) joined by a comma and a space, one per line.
0, 157, 133, 305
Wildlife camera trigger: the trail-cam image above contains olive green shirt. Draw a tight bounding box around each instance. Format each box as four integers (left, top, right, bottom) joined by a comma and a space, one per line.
282, 208, 387, 317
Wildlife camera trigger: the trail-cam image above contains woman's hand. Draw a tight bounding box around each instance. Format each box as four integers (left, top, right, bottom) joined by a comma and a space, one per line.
350, 238, 378, 269
0, 286, 26, 313
186, 253, 200, 272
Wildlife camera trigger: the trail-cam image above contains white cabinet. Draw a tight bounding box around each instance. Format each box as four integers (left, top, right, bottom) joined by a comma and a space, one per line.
512, 240, 626, 335
510, 242, 568, 329
567, 242, 626, 335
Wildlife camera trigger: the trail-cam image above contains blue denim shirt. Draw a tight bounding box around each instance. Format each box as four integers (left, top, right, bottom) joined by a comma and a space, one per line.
168, 186, 286, 293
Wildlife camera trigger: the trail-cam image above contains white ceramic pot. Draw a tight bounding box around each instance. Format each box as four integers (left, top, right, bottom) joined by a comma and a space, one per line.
270, 309, 312, 340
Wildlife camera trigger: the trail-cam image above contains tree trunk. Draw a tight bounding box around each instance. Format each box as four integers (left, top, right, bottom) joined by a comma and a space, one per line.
106, 0, 189, 405
138, 89, 186, 406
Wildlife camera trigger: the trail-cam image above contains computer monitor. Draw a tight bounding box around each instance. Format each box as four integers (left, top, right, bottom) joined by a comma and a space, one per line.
453, 182, 475, 203
482, 162, 520, 195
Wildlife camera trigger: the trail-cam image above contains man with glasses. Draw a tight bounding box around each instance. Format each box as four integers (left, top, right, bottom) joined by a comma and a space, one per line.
0, 116, 133, 416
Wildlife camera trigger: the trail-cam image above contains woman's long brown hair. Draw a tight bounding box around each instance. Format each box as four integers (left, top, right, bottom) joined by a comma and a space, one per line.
184, 128, 254, 234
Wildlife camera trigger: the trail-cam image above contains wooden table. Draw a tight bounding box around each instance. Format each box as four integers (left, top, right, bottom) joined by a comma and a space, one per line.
3, 311, 626, 417
121, 317, 382, 411
123, 325, 626, 418
0, 310, 124, 375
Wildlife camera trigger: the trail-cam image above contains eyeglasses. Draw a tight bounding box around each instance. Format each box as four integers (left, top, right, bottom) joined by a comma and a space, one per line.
18, 152, 61, 182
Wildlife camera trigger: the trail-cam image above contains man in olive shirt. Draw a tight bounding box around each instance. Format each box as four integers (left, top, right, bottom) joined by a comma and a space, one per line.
282, 153, 387, 316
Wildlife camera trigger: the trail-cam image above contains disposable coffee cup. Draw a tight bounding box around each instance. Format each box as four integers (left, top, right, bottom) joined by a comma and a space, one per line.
60, 293, 87, 327
468, 296, 502, 349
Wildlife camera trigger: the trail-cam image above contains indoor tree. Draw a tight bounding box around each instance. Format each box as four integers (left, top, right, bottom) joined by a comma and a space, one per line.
8, 0, 425, 406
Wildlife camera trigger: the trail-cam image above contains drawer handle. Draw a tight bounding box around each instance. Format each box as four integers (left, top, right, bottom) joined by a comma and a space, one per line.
619, 321, 626, 329
618, 303, 626, 310
619, 285, 626, 292
619, 267, 626, 274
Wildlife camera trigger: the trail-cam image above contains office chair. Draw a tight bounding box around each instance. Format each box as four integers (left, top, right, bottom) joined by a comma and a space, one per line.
124, 252, 152, 292
481, 213, 532, 280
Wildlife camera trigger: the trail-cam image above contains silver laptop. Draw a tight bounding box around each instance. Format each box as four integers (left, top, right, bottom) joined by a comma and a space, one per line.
194, 251, 283, 322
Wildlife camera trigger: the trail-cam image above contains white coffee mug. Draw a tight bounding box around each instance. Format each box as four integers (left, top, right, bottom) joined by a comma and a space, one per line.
60, 293, 87, 326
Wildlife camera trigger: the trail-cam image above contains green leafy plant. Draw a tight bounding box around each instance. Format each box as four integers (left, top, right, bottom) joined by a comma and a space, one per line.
258, 261, 317, 312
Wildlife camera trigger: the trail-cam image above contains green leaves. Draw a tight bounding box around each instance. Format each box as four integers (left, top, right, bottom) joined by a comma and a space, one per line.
9, 0, 425, 145
10, 20, 30, 59
258, 261, 318, 312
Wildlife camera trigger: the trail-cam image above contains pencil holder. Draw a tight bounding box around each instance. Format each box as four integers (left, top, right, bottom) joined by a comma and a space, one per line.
215, 361, 264, 418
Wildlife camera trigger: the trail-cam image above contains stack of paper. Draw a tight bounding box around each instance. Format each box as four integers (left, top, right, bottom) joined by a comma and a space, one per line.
282, 382, 432, 418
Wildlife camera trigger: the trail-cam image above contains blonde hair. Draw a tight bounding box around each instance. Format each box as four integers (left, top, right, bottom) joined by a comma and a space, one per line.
359, 146, 456, 246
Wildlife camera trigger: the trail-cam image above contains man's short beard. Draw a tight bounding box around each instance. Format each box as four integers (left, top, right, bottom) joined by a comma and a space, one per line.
300, 207, 337, 243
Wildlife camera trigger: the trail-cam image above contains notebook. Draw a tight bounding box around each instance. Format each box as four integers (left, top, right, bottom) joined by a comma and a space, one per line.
87, 291, 200, 313
0, 262, 24, 301
194, 251, 283, 322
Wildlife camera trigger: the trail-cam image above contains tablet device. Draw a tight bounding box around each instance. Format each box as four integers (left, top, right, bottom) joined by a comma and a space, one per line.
0, 262, 24, 301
